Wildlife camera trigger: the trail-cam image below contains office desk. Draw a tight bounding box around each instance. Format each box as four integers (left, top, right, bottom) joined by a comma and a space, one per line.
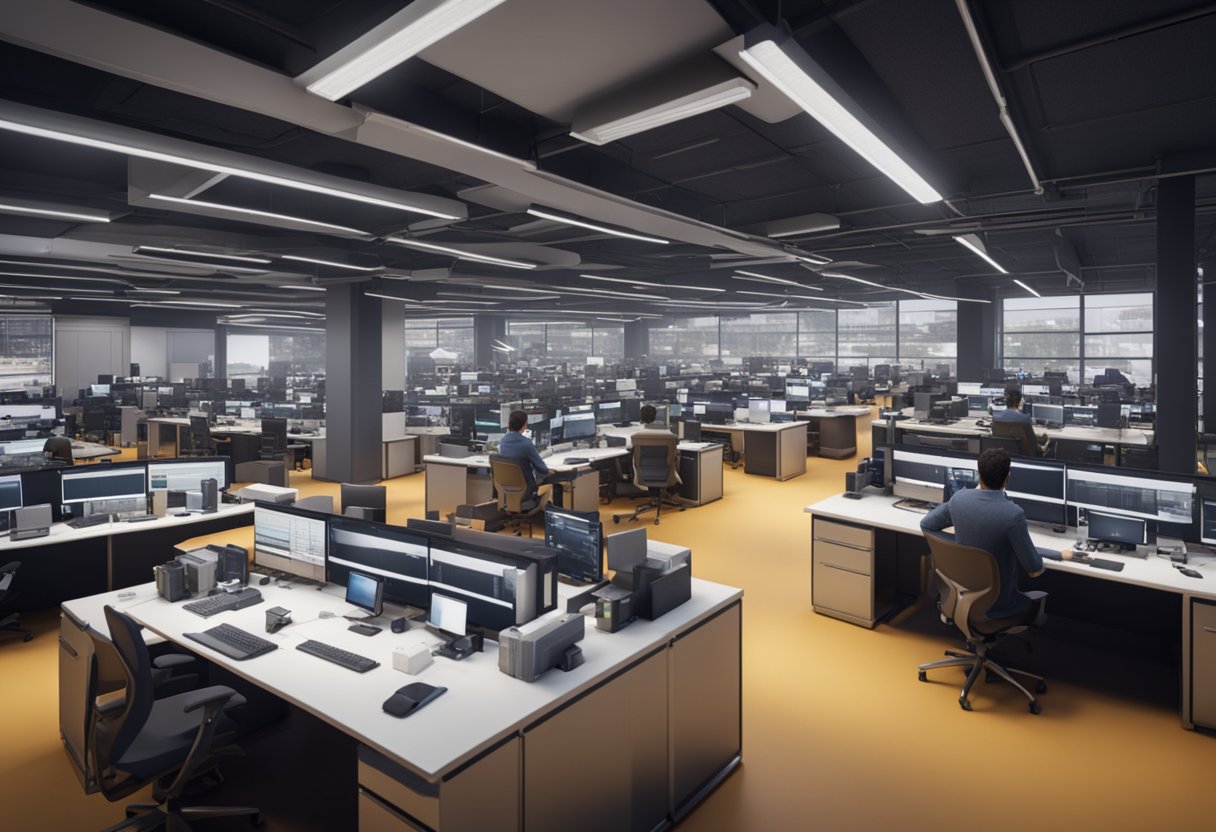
699, 420, 808, 480
797, 407, 871, 459
598, 426, 725, 507
404, 426, 450, 472
62, 576, 743, 831
871, 414, 1153, 461
1, 502, 253, 613
804, 492, 1216, 729
146, 417, 323, 459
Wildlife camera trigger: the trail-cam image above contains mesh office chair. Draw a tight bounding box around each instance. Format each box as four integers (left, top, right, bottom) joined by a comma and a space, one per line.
489, 454, 550, 536
44, 435, 74, 464
340, 483, 387, 523
990, 419, 1043, 458
978, 435, 1021, 455
259, 417, 306, 471
918, 532, 1048, 714
0, 561, 32, 642
74, 606, 260, 831
612, 433, 686, 526
183, 416, 229, 458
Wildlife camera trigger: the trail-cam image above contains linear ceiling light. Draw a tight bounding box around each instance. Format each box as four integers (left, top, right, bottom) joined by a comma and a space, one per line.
556, 286, 669, 301
527, 209, 669, 244
733, 270, 822, 289
580, 274, 724, 292
298, 0, 509, 101
739, 28, 942, 205
280, 254, 382, 271
365, 292, 428, 306
0, 113, 458, 219
132, 245, 270, 264
290, 284, 328, 292
796, 253, 832, 266
148, 194, 367, 237
737, 290, 867, 305
387, 237, 536, 270
1013, 279, 1041, 298
128, 288, 181, 295
822, 271, 989, 304
953, 234, 1008, 274
571, 78, 754, 145
0, 200, 110, 223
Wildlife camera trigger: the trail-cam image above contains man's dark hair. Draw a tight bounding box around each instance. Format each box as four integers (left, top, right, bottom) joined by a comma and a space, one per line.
977, 448, 1011, 490
508, 410, 528, 432
1004, 386, 1022, 409
640, 404, 656, 424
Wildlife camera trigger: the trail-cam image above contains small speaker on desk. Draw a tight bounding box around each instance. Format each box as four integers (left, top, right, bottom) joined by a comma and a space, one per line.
151, 491, 168, 517
201, 478, 218, 513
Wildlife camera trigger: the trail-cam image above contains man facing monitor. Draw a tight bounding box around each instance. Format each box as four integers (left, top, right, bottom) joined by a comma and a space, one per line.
499, 410, 552, 502
993, 386, 1032, 424
920, 448, 1070, 619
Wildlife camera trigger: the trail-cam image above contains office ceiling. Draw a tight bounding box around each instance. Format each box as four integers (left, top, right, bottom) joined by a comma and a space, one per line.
0, 0, 1213, 327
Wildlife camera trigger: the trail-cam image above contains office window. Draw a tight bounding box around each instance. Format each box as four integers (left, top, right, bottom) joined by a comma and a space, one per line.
649, 317, 719, 360
797, 309, 836, 363
0, 314, 53, 389
269, 331, 325, 376
226, 333, 269, 380
1001, 296, 1081, 381
899, 299, 957, 376
544, 323, 593, 361
838, 303, 896, 370
1083, 293, 1153, 386
436, 318, 474, 365
720, 313, 798, 358
405, 317, 474, 372
592, 324, 625, 360
504, 322, 546, 360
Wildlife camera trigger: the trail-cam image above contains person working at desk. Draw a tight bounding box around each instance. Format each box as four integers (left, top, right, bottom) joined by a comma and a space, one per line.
993, 386, 1049, 453
498, 410, 573, 504
636, 404, 669, 435
920, 448, 1071, 619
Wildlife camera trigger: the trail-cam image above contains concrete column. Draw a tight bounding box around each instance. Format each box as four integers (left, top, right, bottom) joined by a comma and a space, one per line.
474, 315, 506, 368
324, 285, 382, 483
955, 284, 996, 382
1156, 175, 1197, 473
624, 320, 651, 359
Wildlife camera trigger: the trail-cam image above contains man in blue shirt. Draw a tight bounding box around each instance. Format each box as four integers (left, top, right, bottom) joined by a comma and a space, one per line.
497, 410, 551, 502
921, 448, 1070, 619
992, 385, 1032, 424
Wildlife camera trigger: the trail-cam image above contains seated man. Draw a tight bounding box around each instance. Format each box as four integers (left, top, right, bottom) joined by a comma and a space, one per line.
635, 404, 671, 435
497, 410, 553, 504
920, 448, 1070, 619
992, 386, 1049, 453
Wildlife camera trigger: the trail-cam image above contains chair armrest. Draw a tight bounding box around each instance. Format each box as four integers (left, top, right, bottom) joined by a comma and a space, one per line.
95, 690, 127, 715
181, 686, 246, 714
152, 653, 196, 671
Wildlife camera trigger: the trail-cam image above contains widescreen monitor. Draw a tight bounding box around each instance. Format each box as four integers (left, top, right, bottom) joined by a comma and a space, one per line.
147, 459, 227, 492
544, 506, 603, 583
326, 517, 429, 608
253, 503, 327, 582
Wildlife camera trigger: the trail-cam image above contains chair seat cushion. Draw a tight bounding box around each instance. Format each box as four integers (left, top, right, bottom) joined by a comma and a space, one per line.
116, 691, 238, 780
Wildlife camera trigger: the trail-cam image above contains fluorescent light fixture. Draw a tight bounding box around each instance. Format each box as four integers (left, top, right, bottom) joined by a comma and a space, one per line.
1013, 279, 1041, 298
822, 271, 989, 303
755, 212, 840, 238
796, 253, 832, 266
149, 300, 244, 308
148, 195, 367, 237
737, 290, 867, 305
483, 284, 564, 294
0, 272, 122, 287
0, 200, 110, 223
132, 245, 270, 264
739, 28, 942, 204
280, 254, 382, 271
223, 322, 321, 333
571, 78, 754, 145
732, 270, 822, 289
365, 292, 428, 306
128, 288, 181, 295
387, 237, 536, 270
291, 284, 328, 292
437, 291, 558, 301
580, 274, 723, 292
527, 209, 669, 244
0, 112, 458, 219
421, 299, 499, 306
555, 286, 668, 301
298, 0, 509, 101
953, 234, 1008, 274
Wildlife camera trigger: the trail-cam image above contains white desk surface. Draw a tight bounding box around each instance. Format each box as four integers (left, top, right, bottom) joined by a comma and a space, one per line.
425, 446, 629, 473
872, 412, 1153, 446
0, 502, 253, 552
699, 420, 808, 434
798, 407, 872, 418
147, 417, 324, 441
805, 493, 1216, 598
404, 426, 453, 436
63, 575, 742, 782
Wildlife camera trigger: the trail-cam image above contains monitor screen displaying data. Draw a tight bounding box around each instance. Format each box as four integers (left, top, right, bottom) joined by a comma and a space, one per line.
253, 504, 327, 581
1065, 468, 1193, 524
61, 466, 147, 505
1007, 460, 1067, 526
147, 459, 227, 492
327, 517, 429, 608
544, 506, 603, 583
0, 474, 22, 512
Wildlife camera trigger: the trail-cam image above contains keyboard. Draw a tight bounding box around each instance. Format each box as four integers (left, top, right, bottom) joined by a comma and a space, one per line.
123, 514, 158, 523
183, 588, 264, 618
1070, 552, 1125, 572
185, 623, 277, 660
67, 514, 110, 529
295, 639, 380, 673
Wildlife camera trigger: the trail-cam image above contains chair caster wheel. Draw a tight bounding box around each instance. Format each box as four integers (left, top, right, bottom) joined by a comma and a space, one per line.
678, 505, 686, 511
653, 519, 659, 525
959, 698, 972, 711
1028, 702, 1041, 715
612, 517, 620, 524
1035, 681, 1047, 694
918, 671, 927, 682
23, 633, 33, 642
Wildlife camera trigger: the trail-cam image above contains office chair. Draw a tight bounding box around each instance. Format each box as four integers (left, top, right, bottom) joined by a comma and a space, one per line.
990, 419, 1044, 458
184, 416, 229, 458
489, 454, 550, 536
44, 435, 74, 464
71, 606, 260, 830
682, 420, 702, 442
0, 561, 33, 642
917, 532, 1048, 714
293, 495, 335, 514
340, 483, 387, 523
978, 435, 1021, 455
612, 433, 686, 526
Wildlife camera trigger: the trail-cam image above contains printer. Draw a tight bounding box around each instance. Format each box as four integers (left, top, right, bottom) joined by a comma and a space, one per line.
176, 548, 218, 595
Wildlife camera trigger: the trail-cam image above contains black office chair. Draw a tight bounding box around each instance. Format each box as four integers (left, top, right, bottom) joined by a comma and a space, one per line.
489, 455, 550, 537
184, 416, 229, 458
0, 561, 33, 642
259, 417, 306, 470
917, 532, 1047, 714
683, 420, 702, 442
990, 419, 1043, 458
613, 433, 686, 525
341, 483, 387, 524
74, 606, 260, 830
978, 435, 1021, 455
44, 435, 74, 464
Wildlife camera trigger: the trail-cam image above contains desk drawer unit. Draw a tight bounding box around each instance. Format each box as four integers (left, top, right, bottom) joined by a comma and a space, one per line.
1192, 599, 1216, 729
812, 518, 879, 628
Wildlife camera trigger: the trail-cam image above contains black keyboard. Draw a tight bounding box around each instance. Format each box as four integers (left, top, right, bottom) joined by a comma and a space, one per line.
124, 514, 158, 523
183, 588, 264, 618
296, 639, 380, 673
67, 514, 110, 529
185, 623, 277, 660
1071, 553, 1125, 571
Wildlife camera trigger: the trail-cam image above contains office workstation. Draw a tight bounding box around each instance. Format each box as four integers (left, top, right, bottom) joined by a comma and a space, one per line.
0, 2, 1213, 831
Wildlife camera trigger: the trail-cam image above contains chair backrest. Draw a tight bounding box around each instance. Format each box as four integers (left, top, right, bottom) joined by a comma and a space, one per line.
979, 435, 1021, 455
101, 605, 156, 770
683, 420, 702, 442
632, 433, 679, 489
260, 418, 288, 455
489, 454, 531, 513
44, 435, 74, 463
293, 495, 334, 514
991, 419, 1040, 458
340, 483, 386, 522
0, 560, 18, 595
923, 532, 1002, 637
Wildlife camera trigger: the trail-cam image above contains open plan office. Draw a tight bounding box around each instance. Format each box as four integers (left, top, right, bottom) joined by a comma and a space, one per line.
0, 2, 1213, 831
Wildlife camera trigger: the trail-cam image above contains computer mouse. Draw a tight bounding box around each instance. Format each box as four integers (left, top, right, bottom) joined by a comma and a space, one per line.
1179, 568, 1203, 579
259, 575, 271, 585
1052, 526, 1066, 534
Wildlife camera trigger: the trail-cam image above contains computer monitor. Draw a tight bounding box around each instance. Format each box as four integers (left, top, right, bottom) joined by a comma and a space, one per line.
747, 399, 771, 423
563, 411, 596, 440
1006, 460, 1067, 527
622, 399, 641, 423
597, 401, 622, 425
606, 527, 649, 581
891, 449, 958, 504
327, 518, 429, 607
942, 464, 980, 501
61, 466, 148, 509
147, 459, 227, 493
345, 571, 384, 617
1086, 510, 1147, 546
253, 503, 327, 582
957, 382, 982, 395
543, 506, 603, 583
616, 379, 637, 392
427, 593, 467, 637
1202, 498, 1216, 545
786, 384, 810, 402
1096, 402, 1122, 429
1065, 467, 1193, 524
1031, 403, 1064, 426
0, 474, 22, 512
90, 384, 110, 396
